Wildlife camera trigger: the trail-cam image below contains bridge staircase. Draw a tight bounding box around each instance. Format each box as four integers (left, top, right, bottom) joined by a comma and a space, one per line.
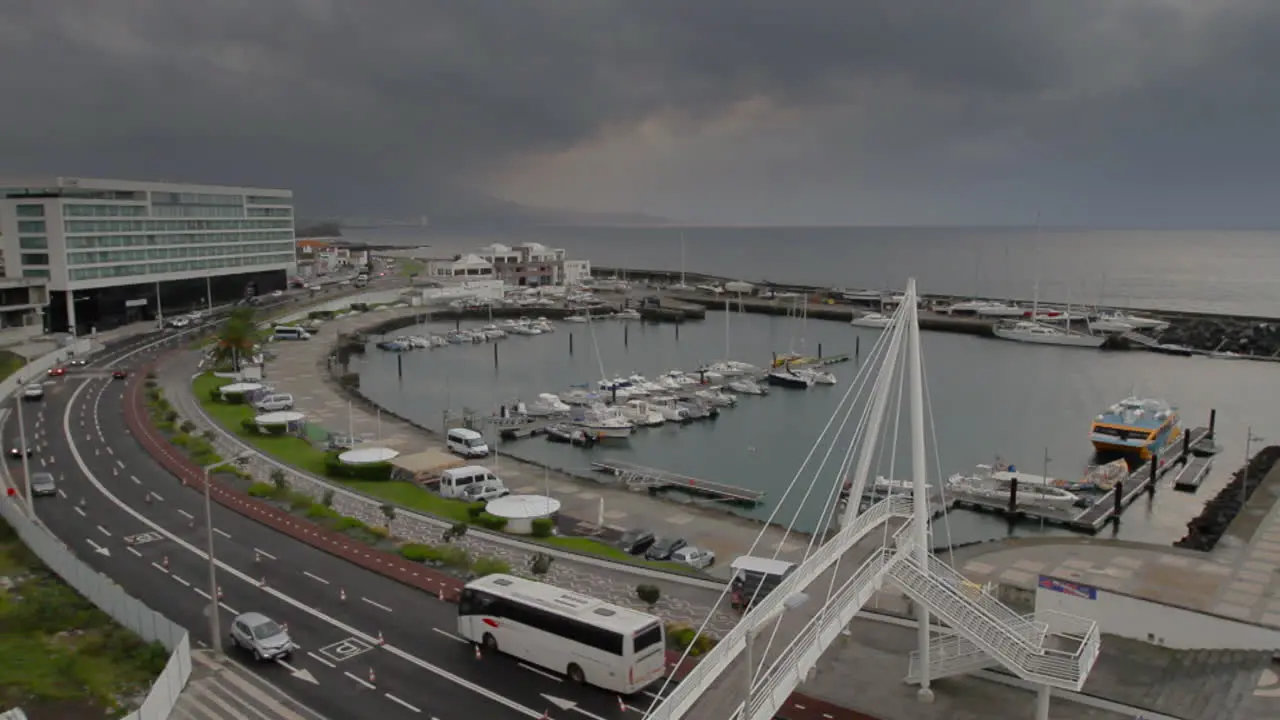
887, 550, 1101, 692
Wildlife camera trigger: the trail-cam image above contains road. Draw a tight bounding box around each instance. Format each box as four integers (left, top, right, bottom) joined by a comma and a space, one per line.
6, 332, 690, 720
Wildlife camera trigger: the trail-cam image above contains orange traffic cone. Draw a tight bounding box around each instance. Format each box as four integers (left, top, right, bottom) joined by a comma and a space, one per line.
161, 555, 169, 569
368, 667, 376, 685
376, 630, 385, 646
283, 622, 289, 633
259, 576, 267, 587
216, 586, 223, 600
254, 551, 261, 563
474, 644, 482, 660
618, 696, 627, 712
340, 588, 347, 602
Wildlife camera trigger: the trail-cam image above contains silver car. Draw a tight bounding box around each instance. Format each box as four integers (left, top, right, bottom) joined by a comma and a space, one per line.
229, 612, 295, 661
29, 472, 56, 497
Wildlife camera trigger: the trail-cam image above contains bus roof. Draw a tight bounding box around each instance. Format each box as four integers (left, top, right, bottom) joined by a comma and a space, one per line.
466, 574, 658, 634
730, 556, 796, 576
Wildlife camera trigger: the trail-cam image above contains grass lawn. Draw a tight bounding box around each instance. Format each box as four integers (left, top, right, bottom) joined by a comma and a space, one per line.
0, 518, 167, 715
0, 350, 26, 383
192, 373, 703, 575
397, 259, 424, 277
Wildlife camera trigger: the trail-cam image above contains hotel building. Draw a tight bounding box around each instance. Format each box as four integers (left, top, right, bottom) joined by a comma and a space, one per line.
0, 177, 295, 333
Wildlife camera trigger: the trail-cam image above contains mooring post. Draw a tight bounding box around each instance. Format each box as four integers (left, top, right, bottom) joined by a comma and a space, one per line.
1007, 477, 1018, 512
855, 336, 861, 359
569, 332, 574, 356
611, 387, 617, 405
818, 343, 823, 359
493, 342, 499, 369
675, 323, 680, 340
455, 317, 460, 331
396, 353, 403, 378
1113, 481, 1124, 520
1183, 428, 1191, 460
1148, 453, 1158, 495
1209, 408, 1217, 439
624, 324, 629, 348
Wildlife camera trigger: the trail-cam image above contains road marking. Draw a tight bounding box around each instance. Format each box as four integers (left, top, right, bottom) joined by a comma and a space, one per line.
519, 663, 562, 682
303, 571, 329, 585
74, 506, 86, 517
568, 706, 610, 720
96, 525, 111, 537
57, 489, 66, 498
106, 447, 114, 455
177, 509, 194, 520
307, 651, 336, 668
343, 671, 376, 690
150, 491, 164, 502
385, 694, 422, 713
214, 528, 230, 539
254, 548, 277, 560
219, 602, 239, 615
63, 380, 548, 719
130, 475, 141, 485
432, 628, 468, 643
127, 547, 143, 557
152, 562, 169, 574
86, 538, 111, 557
319, 637, 374, 663
362, 597, 392, 612
172, 574, 191, 587
193, 587, 210, 599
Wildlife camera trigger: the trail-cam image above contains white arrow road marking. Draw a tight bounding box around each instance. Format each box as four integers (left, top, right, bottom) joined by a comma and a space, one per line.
63, 380, 546, 719
177, 509, 194, 520
276, 658, 319, 685
254, 548, 277, 560
307, 651, 336, 669
86, 538, 111, 557
214, 528, 230, 539
542, 695, 575, 710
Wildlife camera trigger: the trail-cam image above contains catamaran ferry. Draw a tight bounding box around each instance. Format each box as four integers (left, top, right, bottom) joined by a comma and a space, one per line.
1089, 396, 1181, 460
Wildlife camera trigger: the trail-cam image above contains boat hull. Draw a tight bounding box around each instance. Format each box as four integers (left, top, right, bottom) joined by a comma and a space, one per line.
993, 326, 1106, 348
577, 424, 632, 439
767, 372, 812, 389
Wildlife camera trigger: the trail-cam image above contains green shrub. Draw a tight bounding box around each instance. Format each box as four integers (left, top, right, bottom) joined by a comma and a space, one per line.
530, 517, 554, 538
636, 584, 660, 607
240, 418, 259, 434
400, 543, 434, 562
476, 512, 508, 531
334, 516, 366, 532
435, 544, 472, 569
529, 552, 553, 577
170, 434, 191, 448
209, 388, 223, 402
321, 489, 334, 508
472, 556, 511, 577
179, 420, 196, 434
466, 502, 486, 521
164, 410, 178, 423
247, 482, 276, 498
288, 492, 312, 511
306, 503, 340, 520
368, 526, 391, 540
270, 469, 287, 492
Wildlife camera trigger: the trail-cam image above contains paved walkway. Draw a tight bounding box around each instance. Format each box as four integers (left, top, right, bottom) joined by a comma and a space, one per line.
269, 306, 818, 579
950, 460, 1280, 628
171, 650, 329, 719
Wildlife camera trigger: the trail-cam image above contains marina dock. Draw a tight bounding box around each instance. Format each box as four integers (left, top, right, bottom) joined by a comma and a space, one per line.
950, 426, 1216, 534
590, 460, 765, 505
1173, 455, 1213, 491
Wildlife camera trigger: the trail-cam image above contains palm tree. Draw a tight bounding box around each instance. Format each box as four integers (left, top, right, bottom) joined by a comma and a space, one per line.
214, 308, 260, 371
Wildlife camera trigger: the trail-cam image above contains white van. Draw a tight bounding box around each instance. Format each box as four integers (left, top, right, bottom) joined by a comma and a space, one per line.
272, 326, 311, 341
729, 556, 797, 610
439, 466, 502, 499
254, 393, 295, 412
447, 428, 490, 458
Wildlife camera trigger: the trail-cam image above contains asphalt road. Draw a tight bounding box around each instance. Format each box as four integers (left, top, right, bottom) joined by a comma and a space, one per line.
7, 332, 686, 720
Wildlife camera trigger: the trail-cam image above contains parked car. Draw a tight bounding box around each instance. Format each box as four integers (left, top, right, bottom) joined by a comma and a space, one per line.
617, 529, 656, 556
645, 536, 688, 561
29, 472, 56, 497
22, 384, 43, 401
670, 546, 715, 570
229, 612, 295, 661
461, 481, 510, 503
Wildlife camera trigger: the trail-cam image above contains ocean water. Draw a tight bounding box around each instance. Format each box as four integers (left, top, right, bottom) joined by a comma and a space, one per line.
347, 226, 1280, 316
350, 311, 1280, 546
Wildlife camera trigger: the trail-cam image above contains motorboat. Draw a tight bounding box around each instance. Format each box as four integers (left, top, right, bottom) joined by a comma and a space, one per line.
974, 303, 1026, 318
527, 393, 571, 416
1095, 310, 1169, 333
694, 389, 736, 407
544, 423, 596, 446
559, 387, 601, 406
1209, 350, 1245, 360
947, 473, 1080, 510
619, 399, 665, 427
627, 374, 666, 394
615, 308, 642, 320
445, 329, 473, 344
849, 312, 892, 329
428, 335, 449, 348
572, 404, 634, 438
649, 396, 692, 423
992, 320, 1105, 348
678, 400, 718, 420
659, 370, 699, 390
946, 299, 990, 316
767, 366, 814, 389
1090, 397, 1180, 460
404, 335, 432, 349
1087, 314, 1135, 334
563, 314, 589, 323
376, 339, 409, 352
727, 378, 767, 395
796, 368, 836, 385
508, 321, 542, 336
479, 324, 507, 339
597, 377, 637, 399
699, 360, 758, 377
531, 317, 556, 333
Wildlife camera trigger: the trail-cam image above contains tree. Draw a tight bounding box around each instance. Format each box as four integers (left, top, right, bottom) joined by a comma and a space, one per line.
213, 308, 261, 372
380, 503, 396, 528
636, 584, 660, 608
529, 552, 553, 578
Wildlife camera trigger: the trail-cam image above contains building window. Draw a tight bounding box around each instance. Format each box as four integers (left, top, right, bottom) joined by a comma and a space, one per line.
245, 195, 291, 205
22, 269, 50, 279
63, 204, 150, 217
17, 220, 45, 233
21, 253, 50, 266
19, 236, 48, 249
15, 204, 44, 217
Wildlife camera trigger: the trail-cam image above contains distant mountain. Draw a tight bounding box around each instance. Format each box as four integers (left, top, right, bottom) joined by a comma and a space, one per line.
297, 184, 666, 229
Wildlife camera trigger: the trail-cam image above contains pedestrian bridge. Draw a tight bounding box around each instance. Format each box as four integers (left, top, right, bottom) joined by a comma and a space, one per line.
641, 280, 1101, 720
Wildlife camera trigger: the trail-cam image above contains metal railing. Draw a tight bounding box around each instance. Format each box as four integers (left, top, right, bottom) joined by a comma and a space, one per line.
906, 633, 1000, 683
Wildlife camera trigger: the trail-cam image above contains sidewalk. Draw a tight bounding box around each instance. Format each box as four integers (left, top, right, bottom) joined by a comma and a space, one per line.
171, 650, 329, 720
157, 350, 744, 637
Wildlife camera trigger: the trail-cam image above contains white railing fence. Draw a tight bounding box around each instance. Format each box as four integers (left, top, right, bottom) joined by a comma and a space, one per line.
0, 346, 192, 720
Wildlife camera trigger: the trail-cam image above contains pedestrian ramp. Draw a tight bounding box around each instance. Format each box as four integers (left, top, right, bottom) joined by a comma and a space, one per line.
170, 650, 329, 720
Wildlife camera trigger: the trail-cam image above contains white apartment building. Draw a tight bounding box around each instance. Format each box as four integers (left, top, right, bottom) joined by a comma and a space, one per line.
0, 177, 295, 333
472, 242, 591, 286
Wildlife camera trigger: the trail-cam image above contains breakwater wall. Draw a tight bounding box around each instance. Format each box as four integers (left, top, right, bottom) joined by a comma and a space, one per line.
596, 266, 1280, 358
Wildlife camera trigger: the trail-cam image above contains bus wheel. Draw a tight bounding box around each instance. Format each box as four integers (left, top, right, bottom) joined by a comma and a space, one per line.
482, 633, 499, 652
567, 663, 585, 684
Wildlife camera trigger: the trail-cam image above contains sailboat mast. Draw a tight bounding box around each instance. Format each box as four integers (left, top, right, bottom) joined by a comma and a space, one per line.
724, 298, 731, 362
679, 232, 686, 287
586, 309, 607, 383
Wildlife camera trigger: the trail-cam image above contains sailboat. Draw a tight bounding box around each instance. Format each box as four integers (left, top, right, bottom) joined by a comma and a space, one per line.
701, 298, 760, 377
850, 295, 893, 328
670, 232, 693, 292
992, 222, 1105, 349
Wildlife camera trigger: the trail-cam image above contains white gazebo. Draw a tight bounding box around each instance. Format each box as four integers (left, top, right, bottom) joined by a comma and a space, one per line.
219, 382, 263, 401
725, 280, 754, 295
484, 495, 561, 535
254, 410, 306, 432
337, 447, 400, 466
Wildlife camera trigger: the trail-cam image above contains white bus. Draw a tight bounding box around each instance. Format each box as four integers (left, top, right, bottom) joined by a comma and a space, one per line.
457, 574, 666, 693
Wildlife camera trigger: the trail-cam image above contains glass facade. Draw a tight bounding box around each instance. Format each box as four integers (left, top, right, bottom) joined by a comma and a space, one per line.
64, 218, 291, 233
15, 204, 44, 217
64, 204, 150, 217
19, 236, 47, 249
68, 253, 294, 282
22, 269, 50, 279
66, 230, 292, 249
21, 253, 50, 266
69, 241, 293, 265
17, 220, 45, 233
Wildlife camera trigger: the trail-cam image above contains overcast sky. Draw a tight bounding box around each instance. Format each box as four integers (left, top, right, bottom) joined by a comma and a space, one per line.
3, 1, 1278, 226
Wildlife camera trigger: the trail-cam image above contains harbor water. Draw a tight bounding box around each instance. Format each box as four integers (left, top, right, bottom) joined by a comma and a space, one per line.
350, 311, 1280, 546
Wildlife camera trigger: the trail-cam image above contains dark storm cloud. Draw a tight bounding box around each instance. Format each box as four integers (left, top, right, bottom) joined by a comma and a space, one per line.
2, 1, 1280, 222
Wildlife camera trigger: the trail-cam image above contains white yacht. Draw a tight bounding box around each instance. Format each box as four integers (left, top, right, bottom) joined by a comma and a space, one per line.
559, 388, 600, 406
1087, 314, 1135, 334
1095, 310, 1169, 333
427, 335, 449, 348
404, 336, 432, 349
627, 374, 666, 394
598, 378, 638, 399
850, 312, 892, 329
659, 370, 699, 390
796, 368, 837, 385
619, 399, 665, 427
947, 473, 1080, 510
563, 313, 589, 323
615, 308, 642, 320
574, 404, 634, 438
694, 388, 736, 407
649, 396, 692, 422
975, 302, 1025, 318
526, 393, 571, 416
508, 321, 542, 336
531, 317, 555, 333
479, 324, 507, 339
727, 378, 767, 395
993, 320, 1105, 348
699, 360, 758, 377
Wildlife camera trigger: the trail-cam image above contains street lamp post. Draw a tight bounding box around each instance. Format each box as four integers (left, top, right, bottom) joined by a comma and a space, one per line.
13, 376, 33, 516
744, 592, 809, 718
1243, 426, 1265, 505
202, 451, 253, 653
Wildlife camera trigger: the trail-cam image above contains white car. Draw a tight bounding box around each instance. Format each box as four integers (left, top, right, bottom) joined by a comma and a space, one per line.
461, 481, 510, 503
670, 546, 716, 569
229, 612, 295, 661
